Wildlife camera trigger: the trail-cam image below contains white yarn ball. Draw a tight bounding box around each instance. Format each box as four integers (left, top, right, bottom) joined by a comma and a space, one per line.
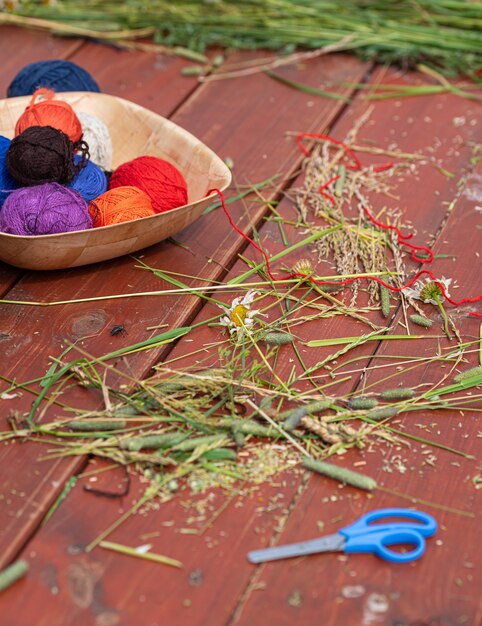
77, 111, 113, 171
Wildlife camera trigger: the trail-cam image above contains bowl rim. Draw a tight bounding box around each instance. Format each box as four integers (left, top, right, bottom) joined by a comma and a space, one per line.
0, 91, 232, 242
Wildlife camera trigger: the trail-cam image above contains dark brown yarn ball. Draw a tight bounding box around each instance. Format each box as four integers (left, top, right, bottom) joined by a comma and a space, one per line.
6, 125, 89, 187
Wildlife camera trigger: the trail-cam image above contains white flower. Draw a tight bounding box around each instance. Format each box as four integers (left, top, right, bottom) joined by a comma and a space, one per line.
404, 276, 452, 305
219, 290, 262, 336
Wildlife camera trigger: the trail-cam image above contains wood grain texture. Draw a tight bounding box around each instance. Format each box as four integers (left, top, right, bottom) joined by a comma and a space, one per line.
68, 40, 204, 115
0, 45, 368, 572
1, 62, 480, 626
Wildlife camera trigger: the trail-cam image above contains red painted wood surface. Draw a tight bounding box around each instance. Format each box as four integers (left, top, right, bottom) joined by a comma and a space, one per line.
0, 46, 480, 626
0, 36, 368, 572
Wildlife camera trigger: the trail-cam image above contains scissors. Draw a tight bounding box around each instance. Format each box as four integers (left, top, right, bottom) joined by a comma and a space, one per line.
247, 508, 437, 565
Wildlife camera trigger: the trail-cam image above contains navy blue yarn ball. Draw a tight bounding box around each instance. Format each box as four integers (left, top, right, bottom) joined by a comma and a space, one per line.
0, 136, 19, 208
68, 155, 107, 203
7, 60, 100, 98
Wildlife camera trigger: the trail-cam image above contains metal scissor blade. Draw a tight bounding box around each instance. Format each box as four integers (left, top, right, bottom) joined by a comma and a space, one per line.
247, 533, 345, 564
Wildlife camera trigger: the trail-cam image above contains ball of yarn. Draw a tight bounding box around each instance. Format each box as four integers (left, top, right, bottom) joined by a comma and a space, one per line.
6, 125, 87, 187
7, 60, 100, 98
15, 88, 83, 143
0, 136, 19, 208
77, 112, 113, 170
89, 186, 155, 227
109, 156, 188, 213
68, 155, 107, 203
0, 183, 92, 236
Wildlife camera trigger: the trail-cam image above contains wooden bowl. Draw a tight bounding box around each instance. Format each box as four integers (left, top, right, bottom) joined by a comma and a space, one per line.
0, 92, 232, 270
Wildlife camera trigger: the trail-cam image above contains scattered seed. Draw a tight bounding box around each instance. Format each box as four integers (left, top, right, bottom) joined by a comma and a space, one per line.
380, 388, 415, 400
302, 458, 377, 491
410, 314, 433, 328
0, 560, 28, 592
348, 397, 378, 410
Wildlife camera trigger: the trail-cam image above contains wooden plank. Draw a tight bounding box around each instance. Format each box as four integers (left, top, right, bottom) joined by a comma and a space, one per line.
1, 67, 480, 624
233, 206, 482, 626
68, 40, 205, 116
0, 26, 84, 294
0, 50, 369, 570
223, 83, 482, 623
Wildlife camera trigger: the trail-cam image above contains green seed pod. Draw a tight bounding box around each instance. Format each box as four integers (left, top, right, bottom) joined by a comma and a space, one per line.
173, 434, 227, 452
264, 332, 294, 345
155, 382, 187, 393
212, 54, 225, 68
232, 429, 245, 447
0, 560, 28, 592
115, 405, 142, 416
181, 65, 205, 76
202, 448, 237, 461
410, 314, 433, 328
318, 284, 342, 293
348, 397, 378, 410
282, 399, 333, 431
234, 420, 274, 437
367, 406, 399, 421
380, 285, 390, 318
334, 165, 346, 198
68, 420, 126, 431
302, 458, 377, 491
454, 366, 482, 383
121, 433, 187, 451
380, 388, 415, 400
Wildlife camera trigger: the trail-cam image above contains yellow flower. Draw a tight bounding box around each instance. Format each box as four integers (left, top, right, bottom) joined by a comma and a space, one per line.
219, 290, 262, 336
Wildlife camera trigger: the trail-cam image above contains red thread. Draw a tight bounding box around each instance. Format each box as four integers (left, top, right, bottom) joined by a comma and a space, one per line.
207, 188, 277, 282
296, 133, 362, 169
469, 312, 482, 318
319, 175, 340, 205
363, 207, 434, 263
208, 188, 482, 312
373, 162, 394, 173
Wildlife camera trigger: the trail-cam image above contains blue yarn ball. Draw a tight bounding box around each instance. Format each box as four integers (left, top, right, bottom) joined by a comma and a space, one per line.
68, 155, 107, 203
0, 136, 19, 208
7, 60, 100, 98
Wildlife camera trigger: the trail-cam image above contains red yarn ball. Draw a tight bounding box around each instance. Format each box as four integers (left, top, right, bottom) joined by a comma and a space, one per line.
15, 88, 82, 143
109, 156, 188, 213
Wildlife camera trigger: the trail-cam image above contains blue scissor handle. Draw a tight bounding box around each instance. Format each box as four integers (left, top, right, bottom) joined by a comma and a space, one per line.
340, 508, 437, 538
342, 528, 426, 563
339, 508, 437, 564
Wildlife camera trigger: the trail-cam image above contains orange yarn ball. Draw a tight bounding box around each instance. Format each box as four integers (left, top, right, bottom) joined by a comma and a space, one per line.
88, 186, 156, 227
15, 88, 82, 143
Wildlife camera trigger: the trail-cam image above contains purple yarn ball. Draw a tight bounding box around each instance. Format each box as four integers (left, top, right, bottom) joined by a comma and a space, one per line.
0, 183, 92, 236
